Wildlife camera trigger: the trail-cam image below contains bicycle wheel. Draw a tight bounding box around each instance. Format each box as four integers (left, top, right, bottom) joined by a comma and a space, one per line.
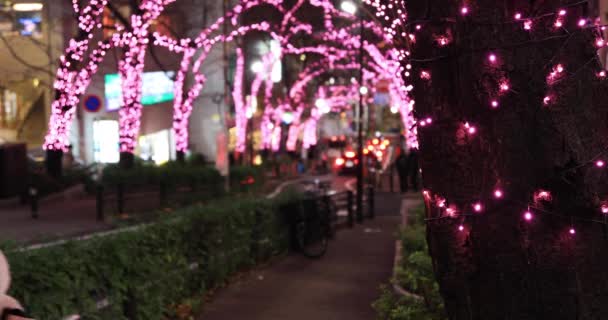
296, 214, 329, 258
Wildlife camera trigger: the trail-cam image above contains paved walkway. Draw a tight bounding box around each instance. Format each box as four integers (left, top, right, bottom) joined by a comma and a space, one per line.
198, 192, 421, 320
0, 174, 342, 245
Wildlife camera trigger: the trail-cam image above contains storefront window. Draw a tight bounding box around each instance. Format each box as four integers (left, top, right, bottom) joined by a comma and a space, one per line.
93, 120, 120, 163
138, 129, 174, 165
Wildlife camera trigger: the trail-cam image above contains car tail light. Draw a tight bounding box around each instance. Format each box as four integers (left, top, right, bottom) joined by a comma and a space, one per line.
335, 158, 345, 166
345, 151, 356, 158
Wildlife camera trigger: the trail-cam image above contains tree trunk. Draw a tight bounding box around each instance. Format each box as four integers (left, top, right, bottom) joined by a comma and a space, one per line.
176, 150, 186, 163
407, 1, 608, 319
45, 149, 63, 178
120, 152, 135, 169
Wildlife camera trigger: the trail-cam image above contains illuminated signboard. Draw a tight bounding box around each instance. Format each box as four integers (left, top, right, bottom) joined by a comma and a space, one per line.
16, 11, 42, 37
104, 71, 175, 111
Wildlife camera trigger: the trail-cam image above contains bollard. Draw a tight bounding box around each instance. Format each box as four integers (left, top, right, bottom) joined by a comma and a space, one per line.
117, 183, 125, 214
389, 164, 394, 193
368, 185, 375, 219
29, 187, 38, 219
347, 190, 354, 228
96, 184, 104, 221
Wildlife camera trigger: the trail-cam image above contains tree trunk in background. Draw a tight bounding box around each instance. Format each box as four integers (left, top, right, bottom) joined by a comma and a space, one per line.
45, 149, 63, 178
407, 1, 608, 319
176, 150, 186, 163
120, 152, 135, 169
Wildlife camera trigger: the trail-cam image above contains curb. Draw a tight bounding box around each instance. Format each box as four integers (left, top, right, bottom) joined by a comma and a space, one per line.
392, 240, 424, 301
391, 196, 424, 300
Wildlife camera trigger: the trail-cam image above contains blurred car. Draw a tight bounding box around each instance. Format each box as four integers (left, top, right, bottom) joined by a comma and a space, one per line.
333, 149, 358, 175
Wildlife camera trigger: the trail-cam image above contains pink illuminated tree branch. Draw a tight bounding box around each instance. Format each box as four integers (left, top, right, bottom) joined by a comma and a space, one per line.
117, 0, 176, 157
44, 0, 109, 152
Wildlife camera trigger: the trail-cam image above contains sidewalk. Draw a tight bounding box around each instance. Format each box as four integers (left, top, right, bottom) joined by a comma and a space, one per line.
0, 174, 337, 245
0, 194, 112, 244
198, 192, 419, 320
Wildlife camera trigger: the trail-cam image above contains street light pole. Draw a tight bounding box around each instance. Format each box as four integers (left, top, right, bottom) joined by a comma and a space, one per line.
356, 7, 364, 223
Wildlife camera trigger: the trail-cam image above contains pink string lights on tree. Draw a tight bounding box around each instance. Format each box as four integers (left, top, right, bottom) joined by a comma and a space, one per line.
165, 21, 271, 155
44, 0, 109, 152
117, 0, 176, 156
365, 0, 608, 292
233, 47, 247, 153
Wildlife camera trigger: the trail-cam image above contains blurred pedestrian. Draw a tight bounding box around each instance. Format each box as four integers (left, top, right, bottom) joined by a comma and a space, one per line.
395, 150, 409, 193
406, 148, 420, 192
62, 145, 74, 169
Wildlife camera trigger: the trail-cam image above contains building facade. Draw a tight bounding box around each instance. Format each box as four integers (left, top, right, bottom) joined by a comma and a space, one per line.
0, 0, 64, 151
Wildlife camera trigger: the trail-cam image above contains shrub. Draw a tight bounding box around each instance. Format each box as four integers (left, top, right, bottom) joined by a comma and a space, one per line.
229, 165, 265, 193
374, 203, 447, 320
101, 163, 224, 192
3, 193, 298, 320
373, 286, 441, 320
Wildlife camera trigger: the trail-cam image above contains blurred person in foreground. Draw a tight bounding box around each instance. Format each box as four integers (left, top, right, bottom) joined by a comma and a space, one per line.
0, 251, 32, 320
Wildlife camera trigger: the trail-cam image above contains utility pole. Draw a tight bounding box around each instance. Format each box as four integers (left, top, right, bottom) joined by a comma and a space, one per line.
356, 8, 364, 223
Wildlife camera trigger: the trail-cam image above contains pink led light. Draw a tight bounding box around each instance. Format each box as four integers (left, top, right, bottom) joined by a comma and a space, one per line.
464, 122, 476, 134
490, 100, 499, 108
514, 13, 522, 20
436, 197, 446, 208
543, 96, 552, 105
596, 160, 605, 168
558, 9, 566, 16
445, 206, 457, 217
598, 71, 606, 78
488, 53, 497, 63
601, 204, 608, 214
458, 225, 465, 232
554, 19, 563, 28
534, 190, 552, 203
596, 39, 605, 48
524, 211, 533, 221
460, 6, 468, 15
494, 189, 503, 199
499, 81, 510, 92
523, 20, 533, 30
578, 19, 587, 27
547, 64, 565, 85
473, 202, 483, 212
569, 228, 576, 235
436, 35, 450, 46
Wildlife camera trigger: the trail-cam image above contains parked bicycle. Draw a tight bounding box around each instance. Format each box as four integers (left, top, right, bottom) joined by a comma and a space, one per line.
291, 179, 338, 258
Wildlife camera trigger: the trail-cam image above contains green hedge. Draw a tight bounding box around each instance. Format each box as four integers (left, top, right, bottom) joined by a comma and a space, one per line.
102, 163, 224, 191
373, 204, 447, 320
229, 165, 265, 193
4, 194, 298, 320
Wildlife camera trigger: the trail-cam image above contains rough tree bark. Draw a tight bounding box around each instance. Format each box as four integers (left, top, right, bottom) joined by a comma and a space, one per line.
407, 1, 608, 319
